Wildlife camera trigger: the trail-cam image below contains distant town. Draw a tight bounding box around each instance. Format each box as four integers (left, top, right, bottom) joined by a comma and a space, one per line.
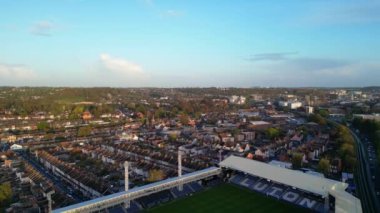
1, 87, 379, 213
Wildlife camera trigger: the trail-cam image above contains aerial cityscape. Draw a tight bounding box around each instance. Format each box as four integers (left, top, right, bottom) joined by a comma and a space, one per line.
1, 1, 380, 213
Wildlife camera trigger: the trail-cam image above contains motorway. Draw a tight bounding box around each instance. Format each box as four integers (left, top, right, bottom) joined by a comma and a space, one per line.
17, 151, 84, 203
359, 135, 380, 200
349, 128, 380, 213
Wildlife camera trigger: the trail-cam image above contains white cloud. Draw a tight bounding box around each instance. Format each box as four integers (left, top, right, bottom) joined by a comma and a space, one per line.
0, 63, 35, 79
161, 10, 184, 18
99, 53, 145, 78
138, 0, 154, 7
0, 63, 37, 86
137, 0, 184, 19
247, 58, 380, 87
247, 52, 298, 61
144, 0, 154, 6
307, 2, 380, 25
30, 21, 55, 36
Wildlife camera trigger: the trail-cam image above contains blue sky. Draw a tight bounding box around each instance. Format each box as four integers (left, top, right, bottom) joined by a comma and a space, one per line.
0, 0, 379, 87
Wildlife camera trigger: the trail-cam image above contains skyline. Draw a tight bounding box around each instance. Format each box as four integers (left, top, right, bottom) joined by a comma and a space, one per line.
1, 0, 380, 87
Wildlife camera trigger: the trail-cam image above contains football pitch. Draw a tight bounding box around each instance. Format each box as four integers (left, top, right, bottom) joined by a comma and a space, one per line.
146, 184, 309, 213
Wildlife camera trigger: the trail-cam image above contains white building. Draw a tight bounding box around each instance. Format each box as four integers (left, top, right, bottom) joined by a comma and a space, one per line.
353, 114, 380, 121
229, 95, 246, 105
305, 106, 314, 114
251, 94, 263, 101
10, 144, 23, 150
289, 101, 302, 109
279, 101, 303, 109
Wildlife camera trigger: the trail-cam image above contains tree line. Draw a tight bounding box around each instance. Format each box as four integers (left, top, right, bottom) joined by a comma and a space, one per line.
352, 118, 380, 165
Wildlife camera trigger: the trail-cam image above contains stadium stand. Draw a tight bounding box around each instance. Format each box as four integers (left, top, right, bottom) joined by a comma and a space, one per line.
53, 167, 220, 213
220, 155, 362, 213
136, 190, 173, 208
188, 182, 203, 192
53, 157, 361, 213
125, 201, 143, 213
107, 205, 126, 213
228, 170, 329, 212
230, 171, 331, 212
171, 184, 194, 198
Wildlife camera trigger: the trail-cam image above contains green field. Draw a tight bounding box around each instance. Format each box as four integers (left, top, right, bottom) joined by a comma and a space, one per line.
146, 184, 309, 213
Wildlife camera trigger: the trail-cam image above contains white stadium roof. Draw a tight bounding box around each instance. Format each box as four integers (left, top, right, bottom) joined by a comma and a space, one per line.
220, 155, 362, 213
53, 167, 221, 213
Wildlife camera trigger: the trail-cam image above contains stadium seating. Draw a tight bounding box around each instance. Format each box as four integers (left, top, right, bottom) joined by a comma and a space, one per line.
229, 172, 325, 213
171, 184, 194, 198
188, 182, 203, 192
107, 172, 325, 212
206, 178, 222, 187
126, 201, 143, 213
107, 205, 126, 213
136, 190, 174, 209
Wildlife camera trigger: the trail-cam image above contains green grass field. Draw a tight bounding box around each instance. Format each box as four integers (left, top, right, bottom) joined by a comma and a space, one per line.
146, 184, 309, 213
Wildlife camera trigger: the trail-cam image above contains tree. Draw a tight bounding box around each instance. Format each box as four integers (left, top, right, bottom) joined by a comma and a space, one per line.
266, 127, 280, 140
37, 121, 50, 131
147, 169, 165, 182
292, 153, 303, 170
318, 158, 330, 175
334, 124, 358, 172
168, 134, 178, 142
78, 126, 92, 137
231, 128, 241, 137
69, 105, 85, 120
338, 143, 355, 158
318, 109, 329, 118
155, 108, 166, 119
44, 133, 55, 141
309, 114, 327, 126
344, 155, 357, 173
375, 130, 380, 161
136, 105, 146, 114
126, 102, 136, 110
0, 182, 12, 206
179, 113, 190, 126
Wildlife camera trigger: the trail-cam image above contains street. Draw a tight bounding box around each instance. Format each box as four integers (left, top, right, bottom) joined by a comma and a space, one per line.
350, 129, 380, 213
17, 151, 83, 203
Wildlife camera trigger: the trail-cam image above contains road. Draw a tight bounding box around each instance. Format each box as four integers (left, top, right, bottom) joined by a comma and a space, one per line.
349, 128, 380, 213
327, 119, 379, 212
17, 151, 83, 203
359, 136, 380, 201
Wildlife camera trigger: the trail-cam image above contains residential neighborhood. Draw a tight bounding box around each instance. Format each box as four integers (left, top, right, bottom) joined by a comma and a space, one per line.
1, 87, 379, 212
